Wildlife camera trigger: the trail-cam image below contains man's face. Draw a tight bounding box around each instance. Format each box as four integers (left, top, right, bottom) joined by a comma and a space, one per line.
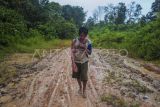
80, 32, 87, 41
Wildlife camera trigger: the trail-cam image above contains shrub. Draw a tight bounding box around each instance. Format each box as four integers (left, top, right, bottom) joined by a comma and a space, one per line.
0, 6, 27, 36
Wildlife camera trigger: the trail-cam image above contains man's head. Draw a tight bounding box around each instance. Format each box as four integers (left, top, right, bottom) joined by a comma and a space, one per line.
79, 27, 88, 40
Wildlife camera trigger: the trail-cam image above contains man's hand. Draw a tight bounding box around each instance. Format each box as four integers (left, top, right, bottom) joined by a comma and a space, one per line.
72, 61, 78, 72
79, 43, 87, 49
72, 49, 77, 53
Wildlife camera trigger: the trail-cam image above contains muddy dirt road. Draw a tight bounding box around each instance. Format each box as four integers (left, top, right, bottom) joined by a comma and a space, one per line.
1, 48, 160, 107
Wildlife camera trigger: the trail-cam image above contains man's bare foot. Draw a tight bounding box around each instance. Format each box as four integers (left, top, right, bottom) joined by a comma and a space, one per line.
83, 91, 87, 98
78, 89, 82, 94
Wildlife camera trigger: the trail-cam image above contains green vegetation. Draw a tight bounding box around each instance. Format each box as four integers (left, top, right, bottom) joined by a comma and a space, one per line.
0, 0, 86, 59
101, 93, 140, 107
130, 18, 160, 60
123, 80, 153, 93
104, 71, 123, 85
87, 0, 160, 61
89, 17, 160, 60
0, 0, 159, 61
0, 0, 83, 85
0, 31, 71, 59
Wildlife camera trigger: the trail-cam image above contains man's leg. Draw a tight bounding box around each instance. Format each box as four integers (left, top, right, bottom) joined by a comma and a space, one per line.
77, 78, 82, 93
82, 80, 87, 98
82, 61, 88, 98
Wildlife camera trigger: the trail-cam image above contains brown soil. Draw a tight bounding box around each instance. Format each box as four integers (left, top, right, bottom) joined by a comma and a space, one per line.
1, 48, 160, 107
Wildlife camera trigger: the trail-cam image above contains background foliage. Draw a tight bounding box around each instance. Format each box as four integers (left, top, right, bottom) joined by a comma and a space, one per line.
0, 0, 85, 58
0, 0, 160, 61
87, 0, 160, 60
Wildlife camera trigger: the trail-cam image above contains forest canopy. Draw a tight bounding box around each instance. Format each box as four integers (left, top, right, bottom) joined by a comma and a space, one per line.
0, 0, 86, 40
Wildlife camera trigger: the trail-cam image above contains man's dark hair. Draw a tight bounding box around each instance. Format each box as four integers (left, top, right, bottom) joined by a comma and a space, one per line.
79, 27, 88, 36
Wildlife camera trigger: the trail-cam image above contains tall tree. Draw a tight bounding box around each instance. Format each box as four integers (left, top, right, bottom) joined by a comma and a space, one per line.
127, 2, 142, 24
40, 0, 49, 6
62, 5, 86, 27
93, 9, 99, 23
134, 4, 142, 21
85, 17, 95, 28
93, 6, 105, 22
139, 15, 147, 26
146, 12, 155, 21
104, 4, 117, 24
115, 2, 126, 24
0, 0, 50, 29
152, 0, 160, 13
147, 0, 160, 21
45, 2, 62, 20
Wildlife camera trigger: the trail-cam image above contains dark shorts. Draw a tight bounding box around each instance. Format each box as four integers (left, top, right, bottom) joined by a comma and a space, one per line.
72, 61, 88, 81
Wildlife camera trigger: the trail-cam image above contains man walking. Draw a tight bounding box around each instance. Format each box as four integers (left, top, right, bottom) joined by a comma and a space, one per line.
71, 27, 92, 98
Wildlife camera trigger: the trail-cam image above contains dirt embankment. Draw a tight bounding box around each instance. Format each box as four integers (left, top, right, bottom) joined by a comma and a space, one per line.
0, 48, 160, 107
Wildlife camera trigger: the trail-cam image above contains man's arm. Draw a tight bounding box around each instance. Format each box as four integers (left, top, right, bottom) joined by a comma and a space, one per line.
79, 40, 92, 55
87, 43, 92, 55
71, 40, 78, 72
71, 40, 76, 62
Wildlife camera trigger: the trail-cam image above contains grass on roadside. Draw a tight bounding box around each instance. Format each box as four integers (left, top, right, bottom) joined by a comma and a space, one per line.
101, 93, 140, 107
0, 36, 71, 60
